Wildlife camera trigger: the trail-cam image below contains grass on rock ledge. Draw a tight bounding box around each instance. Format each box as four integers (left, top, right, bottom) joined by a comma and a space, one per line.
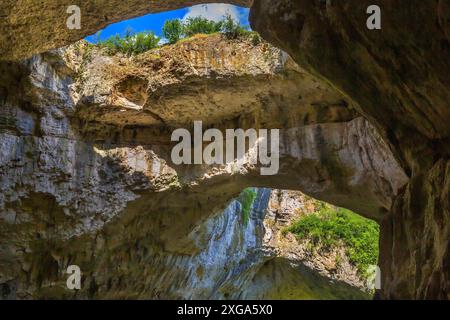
284, 202, 379, 278
238, 188, 257, 227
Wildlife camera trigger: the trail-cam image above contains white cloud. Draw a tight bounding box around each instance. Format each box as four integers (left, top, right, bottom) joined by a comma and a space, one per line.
158, 37, 169, 45
183, 4, 242, 23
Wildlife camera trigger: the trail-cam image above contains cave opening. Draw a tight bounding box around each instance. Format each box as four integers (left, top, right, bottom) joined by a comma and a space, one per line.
71, 2, 383, 298
0, 3, 383, 300
6, 0, 442, 301
235, 187, 380, 299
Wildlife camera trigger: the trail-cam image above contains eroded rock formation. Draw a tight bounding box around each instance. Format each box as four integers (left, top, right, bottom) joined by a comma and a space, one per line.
0, 35, 405, 298
1, 0, 448, 299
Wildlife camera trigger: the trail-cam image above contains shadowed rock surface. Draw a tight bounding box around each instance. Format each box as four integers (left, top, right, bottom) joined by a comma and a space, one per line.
250, 0, 450, 299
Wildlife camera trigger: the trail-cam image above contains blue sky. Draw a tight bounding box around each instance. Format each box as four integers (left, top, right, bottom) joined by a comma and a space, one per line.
86, 4, 250, 43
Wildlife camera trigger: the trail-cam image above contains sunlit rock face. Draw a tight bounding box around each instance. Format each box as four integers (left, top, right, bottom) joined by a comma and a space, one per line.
0, 35, 406, 299
263, 190, 368, 291
250, 0, 450, 299
241, 189, 372, 300
71, 36, 353, 129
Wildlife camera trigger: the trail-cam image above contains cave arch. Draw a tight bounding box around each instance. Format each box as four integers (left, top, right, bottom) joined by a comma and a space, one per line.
0, 0, 449, 300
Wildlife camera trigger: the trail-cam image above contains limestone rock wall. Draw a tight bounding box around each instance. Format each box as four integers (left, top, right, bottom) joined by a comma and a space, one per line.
0, 35, 406, 299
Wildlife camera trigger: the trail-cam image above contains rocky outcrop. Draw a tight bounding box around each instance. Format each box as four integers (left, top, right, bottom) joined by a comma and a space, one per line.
241, 189, 372, 300
0, 35, 406, 298
250, 0, 450, 299
70, 36, 406, 219
263, 190, 368, 291
72, 36, 351, 128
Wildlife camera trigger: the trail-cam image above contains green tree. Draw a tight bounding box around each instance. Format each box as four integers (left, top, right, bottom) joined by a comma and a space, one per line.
132, 31, 160, 54
97, 30, 160, 56
221, 14, 247, 39
162, 19, 184, 44
183, 17, 223, 37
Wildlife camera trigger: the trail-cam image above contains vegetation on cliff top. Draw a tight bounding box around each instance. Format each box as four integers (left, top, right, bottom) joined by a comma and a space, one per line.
94, 29, 160, 56
284, 202, 379, 277
238, 188, 257, 226
163, 14, 250, 44
95, 14, 259, 56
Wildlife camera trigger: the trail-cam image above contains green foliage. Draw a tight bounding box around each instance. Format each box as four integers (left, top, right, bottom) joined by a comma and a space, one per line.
285, 203, 379, 277
221, 14, 248, 39
183, 17, 223, 37
162, 15, 253, 45
94, 16, 258, 55
97, 29, 160, 56
162, 19, 184, 44
249, 31, 262, 46
238, 188, 257, 226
